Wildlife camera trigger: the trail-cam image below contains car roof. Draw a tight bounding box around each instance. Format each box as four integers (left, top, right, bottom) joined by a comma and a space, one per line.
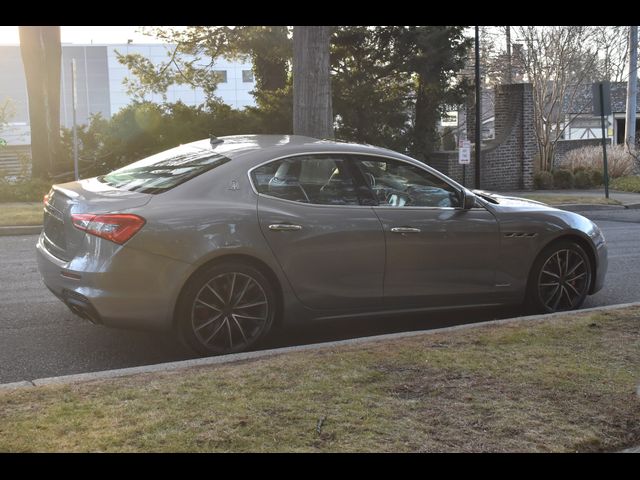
180, 134, 413, 162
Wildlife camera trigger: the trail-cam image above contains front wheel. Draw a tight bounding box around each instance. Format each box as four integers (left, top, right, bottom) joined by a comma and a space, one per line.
176, 262, 276, 356
526, 241, 592, 313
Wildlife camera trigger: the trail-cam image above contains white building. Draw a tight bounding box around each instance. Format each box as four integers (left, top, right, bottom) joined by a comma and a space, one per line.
0, 42, 256, 141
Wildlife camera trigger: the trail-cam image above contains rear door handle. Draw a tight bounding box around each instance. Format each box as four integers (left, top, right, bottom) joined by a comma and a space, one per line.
268, 224, 303, 231
390, 227, 421, 234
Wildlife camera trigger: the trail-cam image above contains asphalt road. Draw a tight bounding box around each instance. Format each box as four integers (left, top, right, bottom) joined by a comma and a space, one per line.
1, 209, 639, 384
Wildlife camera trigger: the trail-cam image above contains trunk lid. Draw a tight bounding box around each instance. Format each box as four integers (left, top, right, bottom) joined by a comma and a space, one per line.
42, 177, 153, 261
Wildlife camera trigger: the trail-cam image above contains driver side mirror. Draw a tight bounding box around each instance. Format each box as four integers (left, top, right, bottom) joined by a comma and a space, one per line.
460, 190, 477, 210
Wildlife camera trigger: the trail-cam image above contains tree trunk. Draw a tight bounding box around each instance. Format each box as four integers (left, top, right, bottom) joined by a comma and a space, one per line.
293, 26, 333, 139
413, 76, 439, 161
19, 26, 61, 179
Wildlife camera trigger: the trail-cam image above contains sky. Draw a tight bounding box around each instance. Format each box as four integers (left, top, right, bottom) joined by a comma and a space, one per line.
0, 26, 176, 45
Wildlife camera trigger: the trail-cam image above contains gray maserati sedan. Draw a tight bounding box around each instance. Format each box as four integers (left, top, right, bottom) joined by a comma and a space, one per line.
36, 134, 607, 355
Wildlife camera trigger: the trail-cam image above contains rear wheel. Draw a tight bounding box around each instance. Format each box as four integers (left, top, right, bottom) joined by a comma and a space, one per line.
526, 240, 592, 313
176, 261, 276, 356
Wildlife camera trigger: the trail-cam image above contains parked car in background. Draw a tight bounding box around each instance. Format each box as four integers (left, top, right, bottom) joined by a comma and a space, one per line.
36, 135, 607, 356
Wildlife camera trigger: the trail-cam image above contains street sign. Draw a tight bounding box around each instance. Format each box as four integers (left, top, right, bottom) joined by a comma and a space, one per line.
593, 81, 611, 199
592, 81, 611, 117
458, 140, 471, 164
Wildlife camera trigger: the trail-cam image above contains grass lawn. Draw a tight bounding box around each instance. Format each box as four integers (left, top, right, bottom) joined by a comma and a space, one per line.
1, 307, 639, 452
611, 176, 640, 193
0, 202, 43, 226
518, 194, 622, 206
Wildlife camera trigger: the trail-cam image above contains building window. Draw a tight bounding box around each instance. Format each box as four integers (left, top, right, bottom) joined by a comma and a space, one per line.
213, 70, 227, 83
242, 70, 254, 83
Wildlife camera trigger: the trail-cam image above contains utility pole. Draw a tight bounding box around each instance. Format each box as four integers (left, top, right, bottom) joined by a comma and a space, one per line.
625, 26, 638, 153
505, 26, 512, 84
475, 26, 481, 189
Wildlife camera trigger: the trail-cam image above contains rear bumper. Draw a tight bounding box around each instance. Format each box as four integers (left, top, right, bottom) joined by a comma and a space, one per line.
36, 233, 192, 331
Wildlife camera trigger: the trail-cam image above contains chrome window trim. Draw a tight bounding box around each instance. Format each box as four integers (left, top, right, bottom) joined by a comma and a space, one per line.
246, 150, 486, 211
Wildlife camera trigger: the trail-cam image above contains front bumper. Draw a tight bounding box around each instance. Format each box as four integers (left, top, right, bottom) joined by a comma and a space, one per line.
36, 233, 193, 331
591, 237, 608, 294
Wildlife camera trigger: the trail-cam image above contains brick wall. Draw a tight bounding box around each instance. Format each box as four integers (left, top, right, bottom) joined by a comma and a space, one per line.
433, 83, 537, 191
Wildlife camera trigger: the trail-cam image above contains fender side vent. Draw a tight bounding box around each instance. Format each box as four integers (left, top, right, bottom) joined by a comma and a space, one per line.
504, 232, 538, 238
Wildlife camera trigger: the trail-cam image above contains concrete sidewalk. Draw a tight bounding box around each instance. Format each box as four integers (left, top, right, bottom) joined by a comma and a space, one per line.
500, 189, 640, 208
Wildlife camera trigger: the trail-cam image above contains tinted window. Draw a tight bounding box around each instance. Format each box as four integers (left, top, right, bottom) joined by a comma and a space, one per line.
99, 145, 230, 194
252, 155, 360, 206
356, 158, 460, 207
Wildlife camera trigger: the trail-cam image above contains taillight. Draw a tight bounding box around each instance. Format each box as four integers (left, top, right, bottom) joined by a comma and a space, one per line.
71, 213, 146, 245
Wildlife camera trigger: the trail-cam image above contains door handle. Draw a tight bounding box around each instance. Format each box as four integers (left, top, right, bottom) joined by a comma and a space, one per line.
268, 224, 303, 231
390, 227, 421, 234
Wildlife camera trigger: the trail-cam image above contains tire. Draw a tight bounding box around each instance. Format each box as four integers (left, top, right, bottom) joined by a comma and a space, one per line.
526, 240, 592, 314
175, 261, 276, 356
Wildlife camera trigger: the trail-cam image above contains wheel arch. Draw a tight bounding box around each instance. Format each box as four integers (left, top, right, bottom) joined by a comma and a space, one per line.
172, 252, 285, 331
527, 232, 598, 296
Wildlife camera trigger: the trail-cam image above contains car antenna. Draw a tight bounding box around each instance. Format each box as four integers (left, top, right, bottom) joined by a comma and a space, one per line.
210, 134, 224, 147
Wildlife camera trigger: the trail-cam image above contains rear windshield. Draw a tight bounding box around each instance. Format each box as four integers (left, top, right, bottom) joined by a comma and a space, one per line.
98, 145, 231, 194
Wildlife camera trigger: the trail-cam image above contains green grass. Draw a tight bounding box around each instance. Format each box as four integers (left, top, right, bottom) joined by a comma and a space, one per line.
519, 194, 622, 206
1, 307, 639, 452
0, 202, 43, 226
611, 175, 640, 193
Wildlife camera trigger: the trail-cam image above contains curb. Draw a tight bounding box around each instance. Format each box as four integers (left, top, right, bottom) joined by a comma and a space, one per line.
553, 204, 627, 212
0, 225, 42, 236
2, 301, 640, 391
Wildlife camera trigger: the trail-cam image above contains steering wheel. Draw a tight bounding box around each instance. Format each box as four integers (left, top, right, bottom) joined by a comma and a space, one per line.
380, 187, 415, 206
297, 183, 311, 203
364, 172, 376, 188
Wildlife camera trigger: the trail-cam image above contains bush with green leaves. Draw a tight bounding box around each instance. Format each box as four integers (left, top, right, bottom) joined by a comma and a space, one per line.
534, 171, 554, 190
573, 169, 593, 189
589, 168, 604, 186
610, 175, 640, 193
0, 178, 52, 202
57, 100, 283, 179
552, 169, 575, 189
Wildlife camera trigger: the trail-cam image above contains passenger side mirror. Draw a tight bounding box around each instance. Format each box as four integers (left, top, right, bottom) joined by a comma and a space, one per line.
460, 190, 476, 210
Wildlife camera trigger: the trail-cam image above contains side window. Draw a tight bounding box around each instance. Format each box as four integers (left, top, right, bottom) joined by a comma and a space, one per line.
251, 155, 360, 206
356, 157, 460, 208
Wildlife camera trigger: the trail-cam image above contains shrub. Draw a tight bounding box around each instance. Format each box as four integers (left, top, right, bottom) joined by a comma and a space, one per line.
560, 144, 634, 178
0, 178, 52, 202
574, 169, 593, 189
610, 175, 640, 193
589, 168, 604, 186
534, 171, 554, 190
553, 169, 575, 189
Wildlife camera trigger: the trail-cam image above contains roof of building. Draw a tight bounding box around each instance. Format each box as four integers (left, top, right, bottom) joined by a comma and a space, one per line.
563, 81, 640, 114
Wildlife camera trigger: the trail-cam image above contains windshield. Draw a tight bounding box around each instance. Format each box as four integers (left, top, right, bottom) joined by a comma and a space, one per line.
98, 145, 231, 194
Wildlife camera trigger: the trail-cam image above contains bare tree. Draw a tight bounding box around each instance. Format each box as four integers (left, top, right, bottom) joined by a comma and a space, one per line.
516, 26, 607, 172
593, 26, 629, 83
293, 26, 333, 139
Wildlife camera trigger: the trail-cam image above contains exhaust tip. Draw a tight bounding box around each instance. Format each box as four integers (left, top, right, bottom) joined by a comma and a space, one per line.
62, 289, 103, 325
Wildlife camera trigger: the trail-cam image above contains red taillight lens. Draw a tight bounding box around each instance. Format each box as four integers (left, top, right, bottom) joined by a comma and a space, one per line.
43, 193, 50, 205
71, 213, 146, 245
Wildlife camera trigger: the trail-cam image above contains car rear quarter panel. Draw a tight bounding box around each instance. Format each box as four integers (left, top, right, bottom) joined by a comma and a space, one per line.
122, 160, 304, 326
